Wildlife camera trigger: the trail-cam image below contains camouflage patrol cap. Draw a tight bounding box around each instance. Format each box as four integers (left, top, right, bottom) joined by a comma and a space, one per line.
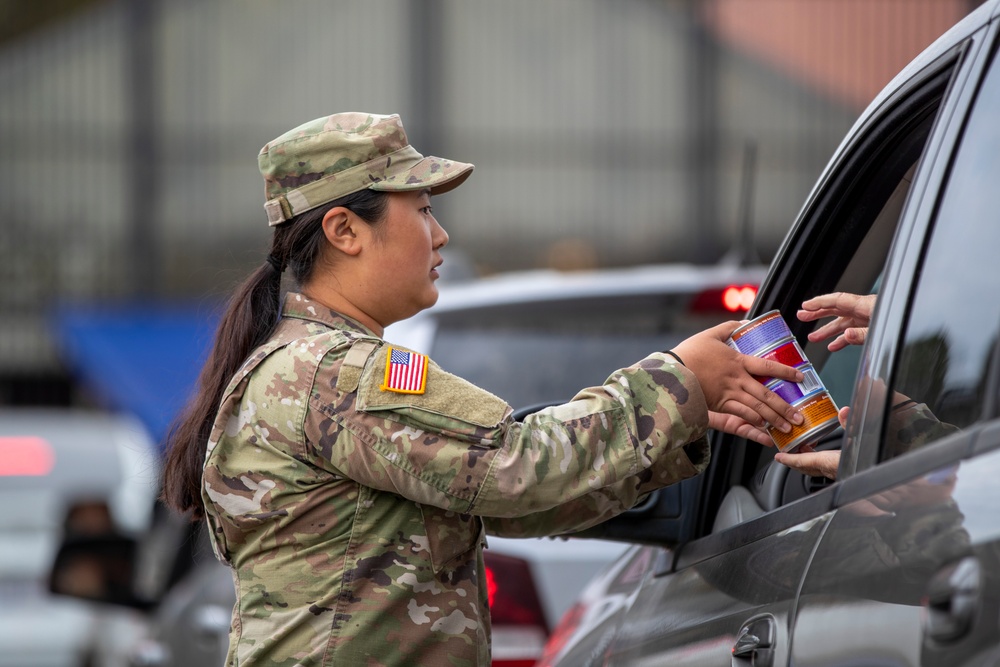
258, 112, 474, 226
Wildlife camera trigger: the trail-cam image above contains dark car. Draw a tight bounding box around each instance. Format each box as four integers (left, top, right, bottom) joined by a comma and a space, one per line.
539, 2, 1000, 666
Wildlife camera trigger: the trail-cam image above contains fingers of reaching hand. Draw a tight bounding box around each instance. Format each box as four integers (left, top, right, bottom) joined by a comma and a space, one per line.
774, 450, 839, 479
799, 293, 876, 337
720, 382, 801, 433
818, 325, 868, 351
708, 411, 772, 446
844, 327, 868, 346
837, 406, 850, 429
744, 355, 803, 384
724, 355, 803, 431
800, 292, 869, 319
809, 317, 853, 342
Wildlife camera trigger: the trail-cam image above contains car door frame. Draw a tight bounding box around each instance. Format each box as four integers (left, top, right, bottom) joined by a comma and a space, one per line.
847, 17, 999, 476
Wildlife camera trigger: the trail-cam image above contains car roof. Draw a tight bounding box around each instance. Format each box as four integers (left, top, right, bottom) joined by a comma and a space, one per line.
427, 263, 767, 313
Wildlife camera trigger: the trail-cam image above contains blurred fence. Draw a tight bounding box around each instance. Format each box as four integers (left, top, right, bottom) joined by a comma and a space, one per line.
0, 0, 980, 407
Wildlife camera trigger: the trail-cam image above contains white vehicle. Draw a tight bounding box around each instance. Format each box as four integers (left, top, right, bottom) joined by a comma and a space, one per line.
0, 409, 159, 667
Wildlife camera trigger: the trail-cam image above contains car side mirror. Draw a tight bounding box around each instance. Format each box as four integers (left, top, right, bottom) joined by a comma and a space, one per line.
48, 534, 154, 610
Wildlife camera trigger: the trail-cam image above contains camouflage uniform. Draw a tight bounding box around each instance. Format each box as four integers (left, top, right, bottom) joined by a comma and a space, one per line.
201, 293, 711, 667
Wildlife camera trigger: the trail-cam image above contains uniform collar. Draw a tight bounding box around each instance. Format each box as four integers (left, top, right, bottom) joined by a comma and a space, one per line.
281, 292, 380, 337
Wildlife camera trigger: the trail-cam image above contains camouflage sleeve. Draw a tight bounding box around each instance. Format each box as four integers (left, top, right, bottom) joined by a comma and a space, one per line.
310, 342, 709, 522
482, 438, 708, 538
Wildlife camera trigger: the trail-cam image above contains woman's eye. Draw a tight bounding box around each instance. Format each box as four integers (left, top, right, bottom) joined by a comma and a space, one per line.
421, 206, 434, 215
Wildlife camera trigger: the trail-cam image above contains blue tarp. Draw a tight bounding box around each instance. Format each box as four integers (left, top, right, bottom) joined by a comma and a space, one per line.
52, 302, 223, 452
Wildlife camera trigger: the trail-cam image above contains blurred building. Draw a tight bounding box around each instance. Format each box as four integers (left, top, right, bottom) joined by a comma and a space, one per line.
0, 0, 979, 410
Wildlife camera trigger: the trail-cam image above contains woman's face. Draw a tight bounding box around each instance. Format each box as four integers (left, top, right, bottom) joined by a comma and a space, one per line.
364, 189, 450, 326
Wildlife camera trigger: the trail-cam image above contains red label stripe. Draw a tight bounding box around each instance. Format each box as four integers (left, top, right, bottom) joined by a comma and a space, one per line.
752, 340, 807, 384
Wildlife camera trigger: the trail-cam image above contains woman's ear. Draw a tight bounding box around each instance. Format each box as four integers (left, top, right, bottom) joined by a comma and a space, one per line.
321, 207, 364, 256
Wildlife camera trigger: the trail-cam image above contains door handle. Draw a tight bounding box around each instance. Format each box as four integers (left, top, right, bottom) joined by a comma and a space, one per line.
924, 556, 981, 644
732, 614, 776, 667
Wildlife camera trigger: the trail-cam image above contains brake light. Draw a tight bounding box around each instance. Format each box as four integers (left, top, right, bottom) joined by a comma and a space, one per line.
723, 285, 757, 312
0, 436, 55, 476
484, 550, 549, 667
690, 284, 758, 313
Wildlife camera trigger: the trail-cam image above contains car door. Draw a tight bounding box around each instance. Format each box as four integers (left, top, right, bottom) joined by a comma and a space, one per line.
791, 15, 1000, 666
599, 18, 988, 667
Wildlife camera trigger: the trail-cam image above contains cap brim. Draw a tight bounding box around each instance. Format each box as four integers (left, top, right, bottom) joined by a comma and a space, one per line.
369, 156, 474, 196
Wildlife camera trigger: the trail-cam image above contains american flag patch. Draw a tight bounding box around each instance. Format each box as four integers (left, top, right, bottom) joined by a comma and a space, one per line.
381, 347, 428, 394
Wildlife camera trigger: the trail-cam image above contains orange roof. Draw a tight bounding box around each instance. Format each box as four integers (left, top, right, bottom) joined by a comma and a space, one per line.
705, 0, 969, 109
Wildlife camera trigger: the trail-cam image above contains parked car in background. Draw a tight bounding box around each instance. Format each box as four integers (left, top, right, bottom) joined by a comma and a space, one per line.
383, 262, 765, 666
0, 409, 158, 667
538, 2, 1000, 665
48, 261, 764, 667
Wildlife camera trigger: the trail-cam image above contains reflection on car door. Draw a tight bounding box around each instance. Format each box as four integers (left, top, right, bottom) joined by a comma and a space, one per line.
608, 500, 832, 666
792, 24, 1000, 667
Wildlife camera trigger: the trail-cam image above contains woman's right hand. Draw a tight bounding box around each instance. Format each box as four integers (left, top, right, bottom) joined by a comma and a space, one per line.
672, 321, 804, 437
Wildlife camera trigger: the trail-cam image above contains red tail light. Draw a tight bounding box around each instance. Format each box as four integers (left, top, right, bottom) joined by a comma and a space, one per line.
484, 550, 549, 667
0, 436, 55, 476
690, 284, 758, 313
723, 285, 757, 312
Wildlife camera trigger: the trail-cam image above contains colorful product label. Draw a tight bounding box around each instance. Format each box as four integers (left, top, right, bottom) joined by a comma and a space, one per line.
728, 310, 793, 355
768, 392, 840, 452
728, 310, 840, 452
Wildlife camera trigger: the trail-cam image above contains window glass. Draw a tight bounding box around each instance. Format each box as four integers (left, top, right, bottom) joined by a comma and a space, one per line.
741, 77, 947, 510
434, 329, 667, 407
430, 291, 744, 408
883, 53, 1000, 460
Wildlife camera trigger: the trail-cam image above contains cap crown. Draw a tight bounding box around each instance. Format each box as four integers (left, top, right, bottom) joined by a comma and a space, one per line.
257, 112, 473, 226
259, 113, 407, 201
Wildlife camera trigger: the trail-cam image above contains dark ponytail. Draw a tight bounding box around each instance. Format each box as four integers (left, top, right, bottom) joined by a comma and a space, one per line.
161, 189, 389, 519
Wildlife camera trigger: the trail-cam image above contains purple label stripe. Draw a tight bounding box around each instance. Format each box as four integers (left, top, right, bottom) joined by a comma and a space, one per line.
769, 379, 806, 404
767, 369, 826, 406
731, 316, 793, 355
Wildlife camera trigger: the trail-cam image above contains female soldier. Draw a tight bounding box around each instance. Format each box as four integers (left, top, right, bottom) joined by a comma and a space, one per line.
162, 112, 804, 667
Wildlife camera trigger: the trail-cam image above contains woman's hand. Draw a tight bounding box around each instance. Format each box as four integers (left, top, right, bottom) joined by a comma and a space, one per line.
672, 321, 804, 436
797, 292, 876, 351
775, 406, 849, 479
774, 445, 841, 479
707, 412, 774, 446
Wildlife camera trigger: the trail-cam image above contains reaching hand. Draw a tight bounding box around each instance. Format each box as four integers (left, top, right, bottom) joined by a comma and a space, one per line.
708, 411, 774, 446
774, 406, 849, 478
797, 292, 877, 352
672, 321, 804, 436
774, 445, 840, 479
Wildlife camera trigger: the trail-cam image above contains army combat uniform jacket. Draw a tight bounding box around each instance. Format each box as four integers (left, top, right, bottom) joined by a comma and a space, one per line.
202, 293, 712, 667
